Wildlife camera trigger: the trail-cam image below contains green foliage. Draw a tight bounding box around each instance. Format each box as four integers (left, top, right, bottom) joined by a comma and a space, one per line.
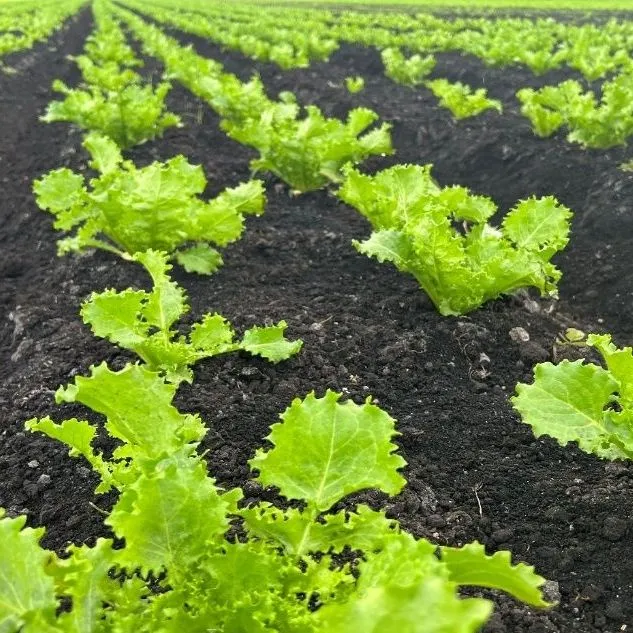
381, 47, 436, 86
42, 4, 180, 148
33, 133, 265, 270
513, 333, 633, 460
344, 75, 365, 93
517, 73, 633, 148
426, 79, 502, 119
81, 250, 302, 383
43, 79, 181, 149
338, 164, 572, 315
223, 104, 393, 192
0, 365, 552, 630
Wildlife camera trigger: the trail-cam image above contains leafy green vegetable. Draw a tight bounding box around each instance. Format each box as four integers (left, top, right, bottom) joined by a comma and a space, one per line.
33, 133, 265, 271
345, 75, 365, 93
43, 79, 180, 149
338, 164, 572, 315
381, 47, 436, 86
42, 4, 180, 148
513, 333, 633, 460
223, 103, 393, 192
426, 79, 502, 119
81, 250, 302, 383
517, 73, 633, 148
7, 365, 552, 630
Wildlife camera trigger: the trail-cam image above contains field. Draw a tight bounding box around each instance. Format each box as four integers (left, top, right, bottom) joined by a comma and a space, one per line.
1, 1, 633, 632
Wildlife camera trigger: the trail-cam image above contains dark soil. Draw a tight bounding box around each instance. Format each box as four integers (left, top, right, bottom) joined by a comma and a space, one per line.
1, 7, 632, 633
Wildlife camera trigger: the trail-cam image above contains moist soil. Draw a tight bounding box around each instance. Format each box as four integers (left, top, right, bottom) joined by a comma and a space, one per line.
1, 8, 633, 633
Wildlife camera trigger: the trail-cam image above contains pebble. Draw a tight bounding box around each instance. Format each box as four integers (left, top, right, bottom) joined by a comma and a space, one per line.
27, 460, 39, 468
509, 326, 530, 342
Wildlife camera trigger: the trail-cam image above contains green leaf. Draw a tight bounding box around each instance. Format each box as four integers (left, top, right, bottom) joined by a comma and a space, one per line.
81, 288, 148, 347
353, 229, 415, 272
250, 391, 406, 511
512, 360, 633, 460
83, 131, 123, 174
188, 313, 236, 353
134, 250, 187, 332
0, 512, 57, 632
241, 503, 398, 557
440, 541, 552, 607
54, 363, 206, 459
241, 321, 303, 363
107, 456, 236, 578
502, 197, 572, 253
212, 179, 265, 217
175, 244, 223, 275
587, 334, 633, 405
33, 168, 85, 214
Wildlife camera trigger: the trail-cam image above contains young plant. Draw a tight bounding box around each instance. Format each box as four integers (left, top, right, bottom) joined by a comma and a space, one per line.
42, 5, 180, 148
3, 364, 552, 631
223, 103, 393, 192
513, 332, 633, 461
43, 79, 181, 149
33, 133, 265, 273
338, 164, 573, 316
81, 250, 302, 384
426, 79, 502, 120
381, 47, 436, 87
345, 75, 365, 94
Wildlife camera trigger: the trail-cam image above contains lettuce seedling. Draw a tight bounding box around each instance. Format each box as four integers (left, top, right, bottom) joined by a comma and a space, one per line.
426, 79, 502, 120
381, 47, 436, 86
42, 8, 180, 149
1, 364, 553, 631
338, 164, 572, 316
513, 333, 633, 460
43, 79, 181, 149
33, 133, 265, 273
345, 75, 365, 93
82, 250, 302, 383
222, 103, 393, 192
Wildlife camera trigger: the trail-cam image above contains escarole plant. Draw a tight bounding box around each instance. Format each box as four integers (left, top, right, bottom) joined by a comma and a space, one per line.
426, 79, 502, 120
222, 101, 393, 193
33, 132, 265, 274
82, 250, 302, 384
513, 332, 633, 460
42, 2, 180, 148
381, 47, 436, 86
3, 364, 553, 631
338, 164, 572, 316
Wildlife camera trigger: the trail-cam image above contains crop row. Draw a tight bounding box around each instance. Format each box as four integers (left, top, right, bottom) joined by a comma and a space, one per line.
2, 1, 632, 631
127, 0, 633, 150
0, 0, 84, 61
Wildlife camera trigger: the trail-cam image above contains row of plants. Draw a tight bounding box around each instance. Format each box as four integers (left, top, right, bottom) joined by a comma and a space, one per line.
136, 0, 633, 148
0, 0, 84, 60
3, 1, 631, 630
128, 0, 633, 81
3, 0, 554, 629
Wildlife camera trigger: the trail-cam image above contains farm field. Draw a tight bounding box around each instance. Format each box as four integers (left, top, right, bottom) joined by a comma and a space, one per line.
1, 1, 633, 631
